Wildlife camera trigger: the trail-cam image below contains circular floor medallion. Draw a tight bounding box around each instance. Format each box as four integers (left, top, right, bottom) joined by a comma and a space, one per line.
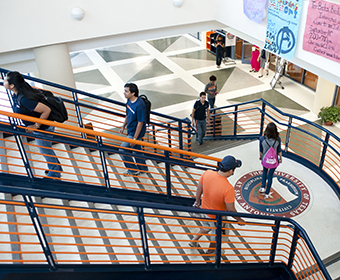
234, 170, 311, 218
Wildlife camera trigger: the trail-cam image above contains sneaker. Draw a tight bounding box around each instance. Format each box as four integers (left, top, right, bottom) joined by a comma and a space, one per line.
123, 171, 140, 176
259, 187, 266, 193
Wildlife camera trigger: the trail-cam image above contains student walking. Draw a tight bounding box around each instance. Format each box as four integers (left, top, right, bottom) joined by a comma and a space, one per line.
259, 122, 282, 199
4, 71, 63, 179
119, 83, 148, 176
189, 155, 245, 254
204, 75, 218, 109
191, 92, 210, 145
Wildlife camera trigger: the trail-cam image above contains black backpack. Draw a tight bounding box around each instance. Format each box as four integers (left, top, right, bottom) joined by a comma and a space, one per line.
18, 89, 68, 123
139, 94, 151, 124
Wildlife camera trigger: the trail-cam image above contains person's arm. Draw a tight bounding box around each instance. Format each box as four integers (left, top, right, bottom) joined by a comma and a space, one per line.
119, 118, 127, 134
206, 105, 210, 125
26, 102, 51, 133
130, 122, 143, 147
194, 181, 203, 207
259, 137, 263, 160
191, 108, 196, 128
225, 202, 245, 225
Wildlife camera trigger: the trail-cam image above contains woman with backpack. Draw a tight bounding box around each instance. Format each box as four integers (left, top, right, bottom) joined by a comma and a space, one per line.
3, 71, 63, 179
259, 122, 282, 199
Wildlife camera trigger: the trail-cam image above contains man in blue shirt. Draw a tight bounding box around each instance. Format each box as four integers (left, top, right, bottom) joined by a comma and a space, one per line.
119, 83, 148, 176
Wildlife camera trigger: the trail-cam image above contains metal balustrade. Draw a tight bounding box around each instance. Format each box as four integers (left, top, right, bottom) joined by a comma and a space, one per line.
0, 68, 193, 154
0, 189, 331, 279
207, 100, 340, 199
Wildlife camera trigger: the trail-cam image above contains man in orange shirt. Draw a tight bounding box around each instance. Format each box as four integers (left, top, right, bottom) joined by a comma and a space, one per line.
189, 155, 245, 254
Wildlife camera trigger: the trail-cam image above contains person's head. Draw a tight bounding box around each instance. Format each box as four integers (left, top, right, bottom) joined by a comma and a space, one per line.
199, 92, 206, 103
264, 122, 279, 139
218, 155, 242, 176
124, 83, 139, 99
3, 71, 26, 93
209, 75, 217, 83
4, 71, 40, 99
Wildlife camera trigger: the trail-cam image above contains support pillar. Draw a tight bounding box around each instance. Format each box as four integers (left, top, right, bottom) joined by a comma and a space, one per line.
33, 43, 76, 96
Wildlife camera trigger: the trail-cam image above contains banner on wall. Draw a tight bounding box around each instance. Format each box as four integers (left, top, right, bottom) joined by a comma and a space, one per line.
264, 0, 303, 60
303, 0, 340, 63
243, 0, 268, 24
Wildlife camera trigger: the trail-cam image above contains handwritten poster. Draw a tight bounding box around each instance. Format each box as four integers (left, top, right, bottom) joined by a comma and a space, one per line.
243, 0, 268, 24
303, 0, 340, 63
264, 0, 303, 60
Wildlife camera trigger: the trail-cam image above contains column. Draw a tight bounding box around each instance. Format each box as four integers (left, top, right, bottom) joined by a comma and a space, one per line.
312, 77, 336, 115
33, 43, 76, 95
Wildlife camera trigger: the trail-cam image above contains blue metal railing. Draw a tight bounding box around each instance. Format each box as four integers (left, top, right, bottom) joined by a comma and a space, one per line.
0, 68, 194, 152
207, 99, 340, 199
0, 184, 332, 279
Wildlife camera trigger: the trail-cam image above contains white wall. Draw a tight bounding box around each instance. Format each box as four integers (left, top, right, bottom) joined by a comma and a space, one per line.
215, 0, 340, 86
1, 0, 340, 87
0, 0, 216, 53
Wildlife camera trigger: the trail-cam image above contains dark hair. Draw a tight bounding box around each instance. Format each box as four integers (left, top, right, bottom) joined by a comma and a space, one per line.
124, 83, 139, 97
199, 92, 206, 97
6, 71, 42, 101
264, 122, 279, 140
209, 75, 217, 82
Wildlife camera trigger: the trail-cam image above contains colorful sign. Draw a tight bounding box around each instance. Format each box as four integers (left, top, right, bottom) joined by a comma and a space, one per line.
303, 0, 340, 63
264, 0, 303, 60
243, 0, 268, 24
234, 170, 311, 218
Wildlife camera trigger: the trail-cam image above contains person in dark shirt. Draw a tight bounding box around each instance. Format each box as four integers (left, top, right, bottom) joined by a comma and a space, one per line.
119, 83, 148, 176
4, 71, 63, 178
191, 92, 210, 145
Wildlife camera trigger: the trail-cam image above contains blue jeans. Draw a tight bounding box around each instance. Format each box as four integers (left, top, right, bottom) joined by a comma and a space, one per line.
208, 97, 215, 109
196, 119, 207, 145
33, 126, 63, 178
119, 135, 148, 173
261, 167, 276, 195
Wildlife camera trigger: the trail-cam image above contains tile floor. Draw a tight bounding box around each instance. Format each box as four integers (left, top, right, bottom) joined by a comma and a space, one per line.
70, 34, 340, 279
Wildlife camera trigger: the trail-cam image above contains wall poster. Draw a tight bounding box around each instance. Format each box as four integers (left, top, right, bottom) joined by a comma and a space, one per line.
303, 0, 340, 63
264, 0, 303, 60
243, 0, 268, 24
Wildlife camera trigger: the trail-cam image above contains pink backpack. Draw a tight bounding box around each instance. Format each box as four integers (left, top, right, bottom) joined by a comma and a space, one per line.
262, 139, 279, 169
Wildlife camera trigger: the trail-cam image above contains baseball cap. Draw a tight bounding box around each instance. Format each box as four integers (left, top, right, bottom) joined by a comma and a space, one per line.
220, 155, 242, 170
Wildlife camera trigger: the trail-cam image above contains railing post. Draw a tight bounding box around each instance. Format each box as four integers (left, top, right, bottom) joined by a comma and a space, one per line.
319, 133, 330, 170
71, 91, 85, 138
269, 220, 280, 266
260, 102, 266, 136
167, 123, 172, 149
178, 121, 183, 158
97, 136, 111, 191
285, 117, 293, 152
288, 227, 300, 269
233, 105, 238, 136
212, 108, 216, 138
164, 150, 172, 199
137, 207, 150, 270
23, 195, 56, 271
152, 124, 157, 153
13, 133, 34, 182
215, 215, 222, 268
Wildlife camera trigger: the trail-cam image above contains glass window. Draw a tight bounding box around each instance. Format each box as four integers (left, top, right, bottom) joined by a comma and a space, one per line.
285, 63, 303, 83
303, 70, 318, 90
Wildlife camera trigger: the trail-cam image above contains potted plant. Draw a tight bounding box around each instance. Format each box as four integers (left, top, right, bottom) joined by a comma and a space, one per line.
318, 105, 340, 125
